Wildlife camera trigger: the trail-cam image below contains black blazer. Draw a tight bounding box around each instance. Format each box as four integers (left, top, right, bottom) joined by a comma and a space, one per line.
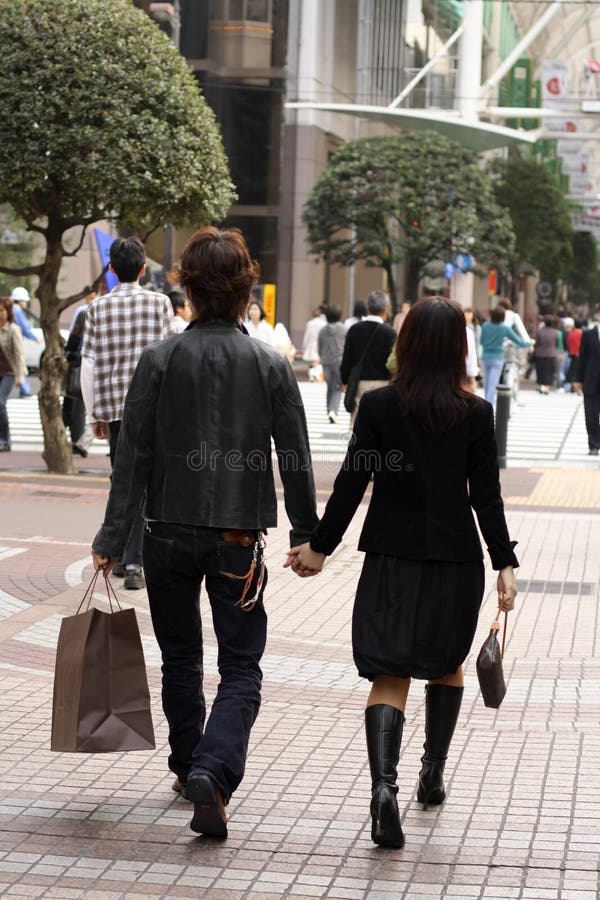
310, 386, 518, 570
340, 320, 397, 383
573, 326, 600, 395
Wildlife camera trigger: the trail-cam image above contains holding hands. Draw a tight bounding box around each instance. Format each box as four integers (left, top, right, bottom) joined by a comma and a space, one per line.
284, 543, 326, 578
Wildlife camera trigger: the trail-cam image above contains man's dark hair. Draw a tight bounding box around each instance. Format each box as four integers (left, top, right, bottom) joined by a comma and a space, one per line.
109, 236, 145, 282
490, 306, 505, 324
352, 299, 367, 318
324, 304, 342, 323
367, 290, 389, 315
496, 298, 512, 311
169, 290, 186, 314
179, 227, 259, 324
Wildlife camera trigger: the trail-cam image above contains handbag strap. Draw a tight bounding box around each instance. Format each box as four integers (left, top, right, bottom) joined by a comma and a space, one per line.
490, 609, 508, 657
356, 322, 383, 369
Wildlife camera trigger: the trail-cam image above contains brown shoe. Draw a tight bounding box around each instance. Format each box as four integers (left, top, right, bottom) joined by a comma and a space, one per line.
187, 774, 228, 838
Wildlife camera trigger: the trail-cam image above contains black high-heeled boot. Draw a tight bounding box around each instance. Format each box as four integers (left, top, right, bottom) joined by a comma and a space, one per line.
365, 704, 405, 848
417, 684, 463, 810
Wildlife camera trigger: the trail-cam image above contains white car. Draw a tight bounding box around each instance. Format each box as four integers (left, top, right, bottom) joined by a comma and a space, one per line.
21, 309, 70, 372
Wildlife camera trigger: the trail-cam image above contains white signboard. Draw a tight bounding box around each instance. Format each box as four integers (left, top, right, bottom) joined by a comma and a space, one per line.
560, 152, 589, 176
569, 175, 596, 196
541, 59, 569, 102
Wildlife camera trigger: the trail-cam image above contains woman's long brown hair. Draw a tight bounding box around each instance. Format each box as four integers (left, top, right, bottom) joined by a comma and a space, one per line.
392, 296, 475, 432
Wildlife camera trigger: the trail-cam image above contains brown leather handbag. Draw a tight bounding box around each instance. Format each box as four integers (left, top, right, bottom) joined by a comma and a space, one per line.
476, 610, 508, 709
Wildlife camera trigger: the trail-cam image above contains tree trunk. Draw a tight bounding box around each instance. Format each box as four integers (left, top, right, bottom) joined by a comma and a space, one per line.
383, 262, 398, 312
405, 254, 421, 301
37, 225, 76, 474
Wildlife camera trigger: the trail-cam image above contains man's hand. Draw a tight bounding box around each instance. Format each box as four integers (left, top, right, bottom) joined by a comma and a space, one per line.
573, 382, 583, 395
284, 543, 326, 577
92, 421, 108, 439
92, 551, 116, 576
497, 566, 517, 612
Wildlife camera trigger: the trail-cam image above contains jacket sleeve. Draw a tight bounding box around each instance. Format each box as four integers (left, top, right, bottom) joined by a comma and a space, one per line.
11, 326, 27, 379
467, 402, 519, 570
340, 327, 354, 384
505, 325, 531, 348
309, 394, 377, 555
271, 361, 319, 546
572, 331, 588, 383
14, 307, 37, 342
92, 349, 159, 557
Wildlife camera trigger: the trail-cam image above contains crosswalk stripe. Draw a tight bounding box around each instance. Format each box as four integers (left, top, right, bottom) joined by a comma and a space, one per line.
4, 385, 596, 466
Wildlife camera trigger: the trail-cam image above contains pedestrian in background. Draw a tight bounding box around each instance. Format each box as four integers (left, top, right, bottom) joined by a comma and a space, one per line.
68, 290, 98, 333
566, 318, 584, 394
169, 290, 192, 333
392, 301, 411, 334
0, 297, 26, 451
318, 304, 346, 423
480, 306, 531, 403
573, 307, 600, 455
302, 306, 326, 381
9, 287, 40, 398
534, 314, 563, 395
244, 299, 274, 346
81, 236, 176, 590
92, 226, 318, 837
286, 296, 519, 849
341, 290, 396, 424
62, 310, 93, 458
344, 299, 367, 330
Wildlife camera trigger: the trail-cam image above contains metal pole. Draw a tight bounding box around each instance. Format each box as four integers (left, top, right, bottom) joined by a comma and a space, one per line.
495, 384, 511, 469
456, 2, 483, 121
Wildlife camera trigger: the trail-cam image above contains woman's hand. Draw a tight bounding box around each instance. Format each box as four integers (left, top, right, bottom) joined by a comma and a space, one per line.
284, 543, 326, 577
92, 551, 116, 576
497, 566, 517, 612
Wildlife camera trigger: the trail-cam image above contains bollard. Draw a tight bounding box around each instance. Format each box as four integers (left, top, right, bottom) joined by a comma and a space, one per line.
495, 383, 511, 469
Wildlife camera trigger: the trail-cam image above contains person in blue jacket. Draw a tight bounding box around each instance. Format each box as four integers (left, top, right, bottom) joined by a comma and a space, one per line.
479, 306, 531, 403
10, 287, 41, 397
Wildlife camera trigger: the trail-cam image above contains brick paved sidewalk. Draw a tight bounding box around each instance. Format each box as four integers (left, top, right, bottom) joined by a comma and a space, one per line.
0, 472, 598, 899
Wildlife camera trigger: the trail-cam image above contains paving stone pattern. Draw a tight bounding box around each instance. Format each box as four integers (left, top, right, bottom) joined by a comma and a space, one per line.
0, 477, 598, 898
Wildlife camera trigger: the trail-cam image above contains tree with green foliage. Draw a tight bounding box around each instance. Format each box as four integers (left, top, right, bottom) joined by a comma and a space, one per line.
303, 132, 515, 307
0, 0, 234, 473
489, 155, 574, 295
568, 231, 600, 307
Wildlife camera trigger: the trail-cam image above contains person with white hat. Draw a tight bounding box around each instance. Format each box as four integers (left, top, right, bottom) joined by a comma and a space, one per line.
9, 287, 41, 398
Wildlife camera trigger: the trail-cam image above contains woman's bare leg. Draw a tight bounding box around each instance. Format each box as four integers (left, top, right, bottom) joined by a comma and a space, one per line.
367, 674, 411, 711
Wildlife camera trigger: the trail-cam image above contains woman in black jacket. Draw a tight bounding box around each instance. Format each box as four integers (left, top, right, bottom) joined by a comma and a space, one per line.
286, 296, 519, 849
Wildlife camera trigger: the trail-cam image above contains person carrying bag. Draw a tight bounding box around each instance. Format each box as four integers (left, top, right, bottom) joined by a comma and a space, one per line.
51, 570, 155, 752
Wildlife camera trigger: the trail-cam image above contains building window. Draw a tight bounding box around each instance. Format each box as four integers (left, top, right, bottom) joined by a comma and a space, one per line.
212, 0, 271, 22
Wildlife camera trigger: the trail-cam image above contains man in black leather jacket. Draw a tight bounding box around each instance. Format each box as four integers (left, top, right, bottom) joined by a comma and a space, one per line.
92, 227, 318, 838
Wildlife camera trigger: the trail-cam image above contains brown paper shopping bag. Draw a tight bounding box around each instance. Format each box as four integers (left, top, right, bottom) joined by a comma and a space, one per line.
51, 571, 155, 752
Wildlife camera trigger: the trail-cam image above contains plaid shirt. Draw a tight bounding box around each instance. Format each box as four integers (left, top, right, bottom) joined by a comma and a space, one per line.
81, 283, 176, 422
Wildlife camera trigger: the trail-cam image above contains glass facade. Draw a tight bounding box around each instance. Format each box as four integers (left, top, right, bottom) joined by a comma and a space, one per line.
178, 0, 287, 283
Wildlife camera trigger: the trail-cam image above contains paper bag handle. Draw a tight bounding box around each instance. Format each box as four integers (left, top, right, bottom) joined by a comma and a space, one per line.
76, 568, 123, 614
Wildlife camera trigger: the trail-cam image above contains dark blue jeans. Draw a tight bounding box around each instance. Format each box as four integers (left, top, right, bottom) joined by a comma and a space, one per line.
143, 521, 268, 801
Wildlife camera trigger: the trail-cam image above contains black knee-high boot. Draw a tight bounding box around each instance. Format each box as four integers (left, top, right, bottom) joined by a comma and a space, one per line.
417, 684, 464, 810
365, 704, 405, 848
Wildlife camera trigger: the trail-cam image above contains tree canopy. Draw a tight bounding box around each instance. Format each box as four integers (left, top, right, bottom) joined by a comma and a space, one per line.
489, 155, 574, 287
0, 0, 234, 234
303, 131, 515, 305
0, 0, 234, 473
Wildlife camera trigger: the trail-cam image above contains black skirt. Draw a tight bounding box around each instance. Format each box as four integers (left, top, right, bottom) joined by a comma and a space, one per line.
352, 554, 485, 681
